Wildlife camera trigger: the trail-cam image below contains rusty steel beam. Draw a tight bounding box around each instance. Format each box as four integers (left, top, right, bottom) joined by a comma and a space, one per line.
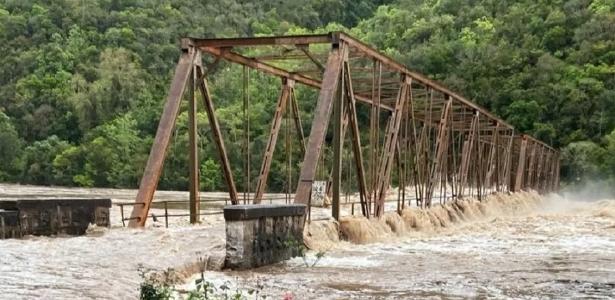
188, 60, 200, 224
332, 58, 344, 221
526, 141, 538, 189
295, 44, 346, 205
374, 77, 410, 216
194, 33, 560, 155
192, 33, 332, 48
290, 89, 306, 152
369, 60, 381, 216
138, 32, 560, 225
298, 45, 326, 71
129, 48, 196, 227
324, 105, 350, 199
196, 65, 239, 204
551, 150, 559, 192
458, 111, 479, 196
484, 123, 499, 190
200, 45, 394, 111
534, 146, 545, 192
425, 98, 452, 206
554, 154, 561, 191
539, 149, 550, 192
503, 131, 515, 192
201, 46, 322, 88
343, 60, 370, 217
514, 136, 528, 192
253, 79, 293, 203
338, 33, 515, 131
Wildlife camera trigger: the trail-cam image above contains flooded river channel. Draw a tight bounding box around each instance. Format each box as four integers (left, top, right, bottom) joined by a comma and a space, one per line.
0, 184, 614, 299
197, 195, 615, 299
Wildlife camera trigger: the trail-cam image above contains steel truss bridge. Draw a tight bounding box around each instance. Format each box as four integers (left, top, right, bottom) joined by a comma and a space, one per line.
128, 32, 559, 227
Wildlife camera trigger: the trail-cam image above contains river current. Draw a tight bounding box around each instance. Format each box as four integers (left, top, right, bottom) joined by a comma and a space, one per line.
0, 184, 613, 299
192, 195, 615, 299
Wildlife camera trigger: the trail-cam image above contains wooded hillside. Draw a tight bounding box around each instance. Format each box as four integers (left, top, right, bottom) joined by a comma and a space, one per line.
0, 0, 613, 193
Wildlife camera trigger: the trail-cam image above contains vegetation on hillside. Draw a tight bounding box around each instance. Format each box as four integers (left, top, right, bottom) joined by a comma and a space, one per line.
0, 0, 613, 193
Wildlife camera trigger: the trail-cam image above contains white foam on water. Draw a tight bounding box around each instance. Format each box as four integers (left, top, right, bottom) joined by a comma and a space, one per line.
1, 184, 615, 299
0, 225, 225, 299
286, 253, 382, 269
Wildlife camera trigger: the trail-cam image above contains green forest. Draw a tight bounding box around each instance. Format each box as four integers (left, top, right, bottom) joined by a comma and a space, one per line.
0, 0, 613, 194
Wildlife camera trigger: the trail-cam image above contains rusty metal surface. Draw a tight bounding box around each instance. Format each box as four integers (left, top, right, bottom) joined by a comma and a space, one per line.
343, 61, 370, 217
374, 78, 409, 216
131, 32, 560, 226
294, 43, 346, 206
196, 66, 239, 205
253, 79, 293, 204
188, 62, 200, 224
129, 49, 195, 227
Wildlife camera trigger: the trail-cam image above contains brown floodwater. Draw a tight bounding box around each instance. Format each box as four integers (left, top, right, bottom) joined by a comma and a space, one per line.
0, 184, 614, 299
189, 195, 615, 299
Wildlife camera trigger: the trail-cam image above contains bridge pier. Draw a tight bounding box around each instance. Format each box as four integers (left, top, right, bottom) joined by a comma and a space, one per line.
0, 199, 111, 239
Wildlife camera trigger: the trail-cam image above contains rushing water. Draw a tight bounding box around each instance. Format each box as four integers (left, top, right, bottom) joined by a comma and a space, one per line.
192, 196, 615, 299
0, 185, 614, 299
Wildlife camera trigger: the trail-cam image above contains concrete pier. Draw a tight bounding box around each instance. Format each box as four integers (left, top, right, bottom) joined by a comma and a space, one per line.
0, 210, 20, 239
0, 198, 111, 239
224, 204, 306, 269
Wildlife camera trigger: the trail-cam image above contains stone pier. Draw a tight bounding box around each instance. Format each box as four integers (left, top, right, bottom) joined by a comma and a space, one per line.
224, 204, 306, 269
0, 198, 111, 239
0, 210, 20, 239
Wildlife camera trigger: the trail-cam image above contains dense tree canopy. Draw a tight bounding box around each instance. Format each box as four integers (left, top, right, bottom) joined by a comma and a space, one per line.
0, 0, 613, 193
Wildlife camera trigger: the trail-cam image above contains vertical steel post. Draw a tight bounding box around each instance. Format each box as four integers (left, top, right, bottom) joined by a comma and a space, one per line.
503, 130, 514, 192
485, 123, 499, 193
514, 136, 528, 192
188, 56, 200, 224
526, 141, 537, 189
243, 66, 251, 204
555, 154, 560, 191
332, 63, 344, 220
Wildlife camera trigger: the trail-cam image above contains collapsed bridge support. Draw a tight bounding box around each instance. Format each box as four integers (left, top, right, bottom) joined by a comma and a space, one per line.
129, 32, 560, 227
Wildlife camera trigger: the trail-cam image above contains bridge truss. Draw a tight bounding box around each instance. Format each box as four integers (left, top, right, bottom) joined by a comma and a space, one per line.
128, 32, 559, 227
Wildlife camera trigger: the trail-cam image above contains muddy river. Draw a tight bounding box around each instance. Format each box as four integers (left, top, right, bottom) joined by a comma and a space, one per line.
195, 195, 615, 299
0, 184, 614, 299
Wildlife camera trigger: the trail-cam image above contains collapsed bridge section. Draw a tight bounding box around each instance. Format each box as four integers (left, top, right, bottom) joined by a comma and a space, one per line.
129, 32, 559, 227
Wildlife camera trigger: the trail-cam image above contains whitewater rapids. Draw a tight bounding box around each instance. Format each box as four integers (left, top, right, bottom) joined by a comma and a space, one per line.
0, 185, 614, 299
188, 192, 615, 299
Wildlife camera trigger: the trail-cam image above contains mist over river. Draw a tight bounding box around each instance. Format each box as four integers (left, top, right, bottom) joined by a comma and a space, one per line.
0, 184, 614, 299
